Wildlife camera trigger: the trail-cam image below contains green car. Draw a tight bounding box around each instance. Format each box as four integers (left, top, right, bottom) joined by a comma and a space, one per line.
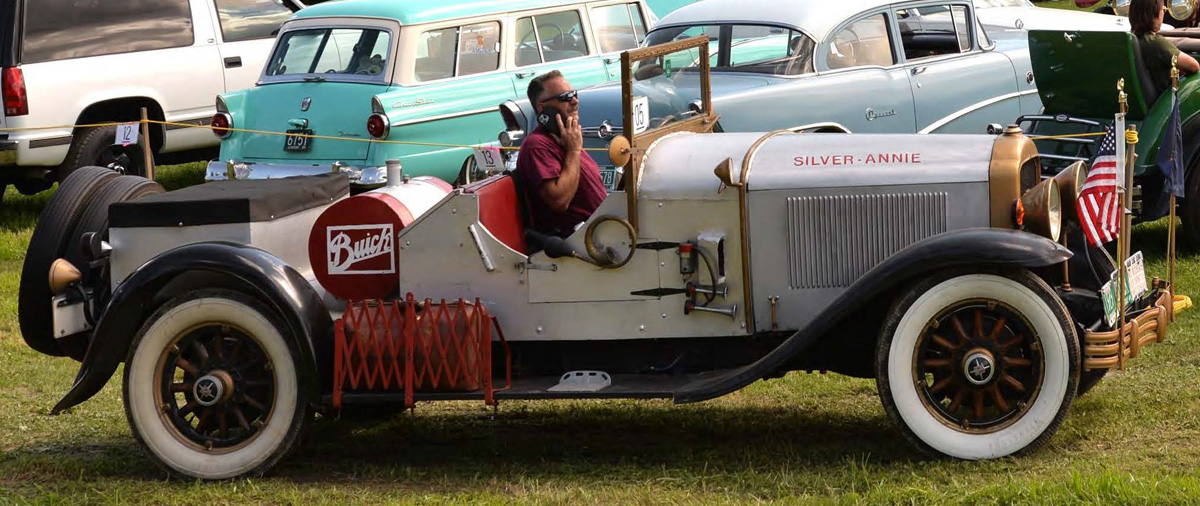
1024, 29, 1200, 244
209, 0, 671, 187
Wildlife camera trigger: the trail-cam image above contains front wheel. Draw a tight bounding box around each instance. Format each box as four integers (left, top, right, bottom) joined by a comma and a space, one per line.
875, 269, 1079, 459
123, 289, 309, 479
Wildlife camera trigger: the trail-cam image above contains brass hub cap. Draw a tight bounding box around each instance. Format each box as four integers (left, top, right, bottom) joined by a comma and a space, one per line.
914, 299, 1044, 432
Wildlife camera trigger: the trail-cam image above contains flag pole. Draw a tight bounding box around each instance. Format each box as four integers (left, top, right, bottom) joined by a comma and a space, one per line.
1170, 56, 1179, 322
1117, 79, 1132, 370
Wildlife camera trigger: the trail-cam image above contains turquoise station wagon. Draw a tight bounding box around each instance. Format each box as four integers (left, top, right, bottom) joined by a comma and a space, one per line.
208, 0, 668, 186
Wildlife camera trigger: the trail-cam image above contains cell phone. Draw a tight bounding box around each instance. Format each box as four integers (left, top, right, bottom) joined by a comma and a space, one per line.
537, 108, 566, 136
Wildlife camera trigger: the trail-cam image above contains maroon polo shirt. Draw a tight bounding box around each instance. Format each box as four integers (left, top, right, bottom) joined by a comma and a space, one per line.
515, 126, 607, 237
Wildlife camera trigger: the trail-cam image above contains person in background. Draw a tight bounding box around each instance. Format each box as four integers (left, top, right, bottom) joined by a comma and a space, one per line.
514, 71, 608, 238
1130, 0, 1199, 93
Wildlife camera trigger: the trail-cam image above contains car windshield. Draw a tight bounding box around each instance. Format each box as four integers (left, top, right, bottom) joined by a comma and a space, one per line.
643, 24, 815, 76
266, 27, 391, 79
627, 43, 708, 137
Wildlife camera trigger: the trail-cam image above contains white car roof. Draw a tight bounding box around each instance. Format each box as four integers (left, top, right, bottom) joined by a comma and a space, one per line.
655, 0, 901, 42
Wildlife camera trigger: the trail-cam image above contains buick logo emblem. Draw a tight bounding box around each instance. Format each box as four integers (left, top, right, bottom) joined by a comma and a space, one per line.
301, 97, 312, 111
963, 352, 996, 386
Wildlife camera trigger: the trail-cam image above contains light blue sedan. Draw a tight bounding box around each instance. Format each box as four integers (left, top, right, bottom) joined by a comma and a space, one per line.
499, 0, 1055, 176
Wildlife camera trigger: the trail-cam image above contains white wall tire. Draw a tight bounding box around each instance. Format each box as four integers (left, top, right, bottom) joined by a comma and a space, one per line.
123, 290, 309, 479
875, 269, 1079, 459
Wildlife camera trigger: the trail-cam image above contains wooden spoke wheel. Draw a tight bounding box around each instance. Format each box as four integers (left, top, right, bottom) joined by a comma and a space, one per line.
914, 299, 1043, 432
124, 290, 309, 479
876, 269, 1079, 459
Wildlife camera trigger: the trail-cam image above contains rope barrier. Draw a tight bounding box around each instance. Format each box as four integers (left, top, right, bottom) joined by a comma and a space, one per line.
1028, 131, 1108, 141
0, 118, 618, 152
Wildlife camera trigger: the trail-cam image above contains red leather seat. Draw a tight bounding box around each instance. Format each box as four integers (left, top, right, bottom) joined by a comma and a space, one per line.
462, 174, 528, 254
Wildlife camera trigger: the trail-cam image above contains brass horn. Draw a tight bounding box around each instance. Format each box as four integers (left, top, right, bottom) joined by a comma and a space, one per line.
48, 258, 82, 295
1020, 177, 1063, 242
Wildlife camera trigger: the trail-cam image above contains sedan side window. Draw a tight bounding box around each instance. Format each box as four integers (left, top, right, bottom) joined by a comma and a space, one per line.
592, 3, 648, 53
415, 22, 501, 82
826, 14, 895, 70
214, 0, 293, 42
897, 4, 971, 60
515, 10, 589, 66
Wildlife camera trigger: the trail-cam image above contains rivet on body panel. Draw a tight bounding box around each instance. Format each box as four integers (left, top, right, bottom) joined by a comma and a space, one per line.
639, 324, 645, 331
536, 325, 543, 333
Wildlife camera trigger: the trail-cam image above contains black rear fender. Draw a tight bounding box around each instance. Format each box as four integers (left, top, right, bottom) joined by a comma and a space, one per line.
52, 242, 332, 414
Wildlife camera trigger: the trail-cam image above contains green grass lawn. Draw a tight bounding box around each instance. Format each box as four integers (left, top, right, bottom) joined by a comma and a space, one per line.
0, 159, 1199, 505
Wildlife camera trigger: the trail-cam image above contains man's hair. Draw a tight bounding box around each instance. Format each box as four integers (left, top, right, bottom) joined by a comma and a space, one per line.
1130, 0, 1164, 37
527, 70, 564, 108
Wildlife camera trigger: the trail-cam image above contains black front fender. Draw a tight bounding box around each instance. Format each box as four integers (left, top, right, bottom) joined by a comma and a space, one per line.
674, 228, 1071, 404
52, 242, 332, 414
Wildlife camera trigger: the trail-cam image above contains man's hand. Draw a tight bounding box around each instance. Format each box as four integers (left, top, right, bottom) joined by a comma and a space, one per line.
556, 114, 583, 154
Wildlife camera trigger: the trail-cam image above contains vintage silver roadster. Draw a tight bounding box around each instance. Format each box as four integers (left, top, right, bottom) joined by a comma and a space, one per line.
18, 38, 1173, 480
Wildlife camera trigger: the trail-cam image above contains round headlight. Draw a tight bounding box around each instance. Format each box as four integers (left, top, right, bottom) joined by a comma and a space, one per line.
1020, 177, 1063, 242
1052, 161, 1086, 213
1114, 0, 1132, 16
1169, 0, 1196, 21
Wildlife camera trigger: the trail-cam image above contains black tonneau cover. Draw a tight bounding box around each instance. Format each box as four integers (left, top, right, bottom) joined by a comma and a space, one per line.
110, 174, 347, 228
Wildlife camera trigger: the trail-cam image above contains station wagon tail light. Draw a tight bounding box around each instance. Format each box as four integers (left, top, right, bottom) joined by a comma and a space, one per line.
367, 113, 390, 139
2, 68, 27, 116
211, 112, 233, 139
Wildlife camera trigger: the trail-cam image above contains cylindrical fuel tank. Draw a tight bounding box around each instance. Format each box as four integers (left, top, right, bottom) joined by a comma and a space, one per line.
637, 132, 994, 200
309, 176, 452, 300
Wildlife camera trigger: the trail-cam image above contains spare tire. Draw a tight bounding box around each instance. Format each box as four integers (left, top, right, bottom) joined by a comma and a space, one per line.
64, 175, 164, 270
19, 166, 119, 357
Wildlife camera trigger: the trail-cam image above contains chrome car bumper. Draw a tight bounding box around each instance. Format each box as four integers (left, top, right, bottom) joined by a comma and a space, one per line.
205, 160, 388, 188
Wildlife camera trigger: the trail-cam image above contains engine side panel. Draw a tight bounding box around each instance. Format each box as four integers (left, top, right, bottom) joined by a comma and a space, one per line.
747, 182, 991, 331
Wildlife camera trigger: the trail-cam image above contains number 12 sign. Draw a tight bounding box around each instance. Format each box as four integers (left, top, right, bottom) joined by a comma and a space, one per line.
114, 122, 139, 146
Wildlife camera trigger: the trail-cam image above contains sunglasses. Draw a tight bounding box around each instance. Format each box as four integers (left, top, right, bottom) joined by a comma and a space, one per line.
539, 89, 578, 104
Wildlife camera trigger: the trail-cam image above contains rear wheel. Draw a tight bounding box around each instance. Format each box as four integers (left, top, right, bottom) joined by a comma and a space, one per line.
60, 125, 148, 180
124, 289, 309, 480
18, 166, 119, 357
876, 268, 1079, 459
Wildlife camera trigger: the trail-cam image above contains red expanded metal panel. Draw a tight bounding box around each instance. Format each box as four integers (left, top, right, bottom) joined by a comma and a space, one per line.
333, 294, 508, 409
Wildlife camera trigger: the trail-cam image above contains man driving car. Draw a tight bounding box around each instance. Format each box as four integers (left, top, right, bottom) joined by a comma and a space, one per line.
515, 71, 608, 238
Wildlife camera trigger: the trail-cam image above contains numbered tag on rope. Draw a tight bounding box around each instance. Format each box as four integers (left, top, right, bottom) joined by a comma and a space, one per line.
473, 146, 503, 173
114, 123, 138, 146
631, 96, 649, 134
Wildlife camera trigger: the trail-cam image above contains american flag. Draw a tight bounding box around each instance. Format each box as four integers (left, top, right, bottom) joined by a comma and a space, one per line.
1077, 127, 1121, 247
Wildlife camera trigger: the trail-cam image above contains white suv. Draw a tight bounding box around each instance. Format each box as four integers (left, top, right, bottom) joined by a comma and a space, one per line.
0, 0, 303, 195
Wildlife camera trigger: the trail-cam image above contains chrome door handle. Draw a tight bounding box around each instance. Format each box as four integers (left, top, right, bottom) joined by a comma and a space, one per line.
911, 66, 926, 76
515, 72, 536, 79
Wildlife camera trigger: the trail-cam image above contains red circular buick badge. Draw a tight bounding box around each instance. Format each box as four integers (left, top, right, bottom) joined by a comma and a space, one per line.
308, 192, 414, 301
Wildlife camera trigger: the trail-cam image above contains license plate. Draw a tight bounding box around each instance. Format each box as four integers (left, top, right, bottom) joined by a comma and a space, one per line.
284, 129, 312, 152
600, 167, 621, 190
